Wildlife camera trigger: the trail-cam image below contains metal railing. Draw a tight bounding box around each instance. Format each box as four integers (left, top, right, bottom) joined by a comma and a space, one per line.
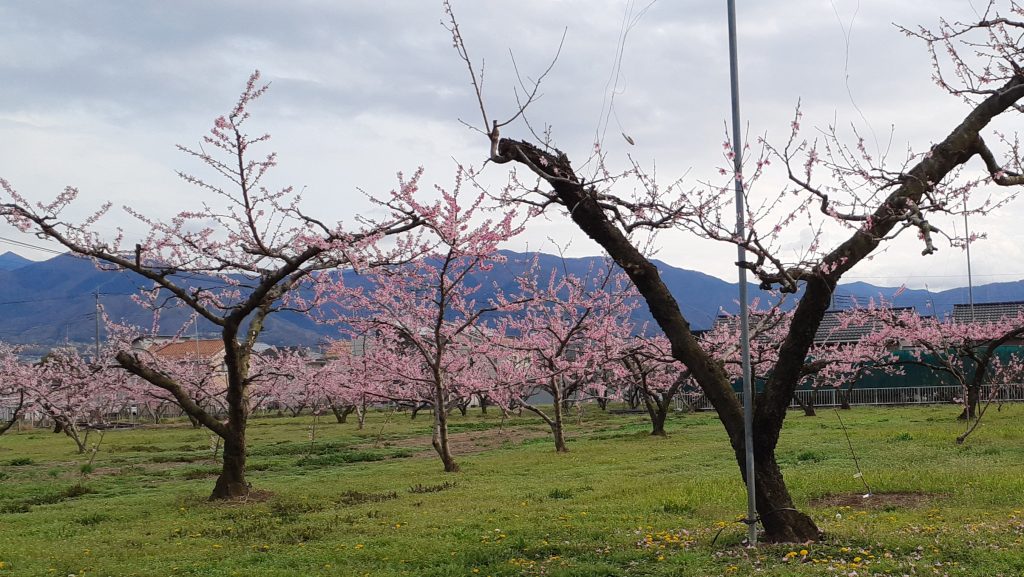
676, 383, 1024, 412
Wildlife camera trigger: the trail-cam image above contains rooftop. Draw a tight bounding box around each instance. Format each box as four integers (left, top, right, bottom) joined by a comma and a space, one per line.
951, 301, 1024, 324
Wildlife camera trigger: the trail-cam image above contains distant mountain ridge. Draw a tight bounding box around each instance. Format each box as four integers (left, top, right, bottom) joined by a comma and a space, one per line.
0, 251, 31, 271
0, 250, 1021, 351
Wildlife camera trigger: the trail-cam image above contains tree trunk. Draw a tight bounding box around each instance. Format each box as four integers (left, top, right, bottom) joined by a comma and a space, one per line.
478, 394, 489, 414
210, 431, 248, 499
331, 404, 355, 424
551, 389, 569, 452
431, 406, 459, 472
641, 391, 668, 437
750, 446, 820, 542
793, 393, 817, 417
356, 404, 366, 430
957, 385, 979, 420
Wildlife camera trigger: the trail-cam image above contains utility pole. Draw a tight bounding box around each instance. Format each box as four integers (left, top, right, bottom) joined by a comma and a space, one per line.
726, 0, 758, 546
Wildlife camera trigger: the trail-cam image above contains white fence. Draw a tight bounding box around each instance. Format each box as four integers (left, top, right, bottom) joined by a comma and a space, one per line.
676, 383, 1024, 412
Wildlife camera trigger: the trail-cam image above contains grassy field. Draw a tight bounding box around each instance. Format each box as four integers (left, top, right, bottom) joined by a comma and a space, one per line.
1, 404, 1023, 576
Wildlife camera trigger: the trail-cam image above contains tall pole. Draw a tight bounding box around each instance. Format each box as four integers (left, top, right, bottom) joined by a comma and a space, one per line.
726, 0, 757, 546
94, 291, 101, 362
963, 198, 975, 322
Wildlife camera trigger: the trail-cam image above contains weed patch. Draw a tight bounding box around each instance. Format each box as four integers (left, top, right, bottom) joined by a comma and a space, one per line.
408, 480, 457, 494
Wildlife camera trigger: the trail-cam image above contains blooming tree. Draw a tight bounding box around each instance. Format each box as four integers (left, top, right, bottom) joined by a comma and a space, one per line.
0, 344, 30, 436
0, 72, 423, 498
613, 333, 690, 436
850, 303, 1024, 443
703, 305, 900, 417
496, 263, 637, 452
447, 2, 1024, 540
333, 172, 523, 472
26, 347, 128, 453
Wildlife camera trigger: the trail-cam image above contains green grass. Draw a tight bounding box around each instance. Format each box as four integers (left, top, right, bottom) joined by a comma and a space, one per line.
1, 405, 1023, 576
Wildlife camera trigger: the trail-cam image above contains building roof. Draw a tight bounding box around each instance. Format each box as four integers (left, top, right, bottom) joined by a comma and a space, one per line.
323, 340, 353, 359
150, 339, 224, 360
712, 307, 917, 346
814, 307, 915, 345
951, 301, 1024, 324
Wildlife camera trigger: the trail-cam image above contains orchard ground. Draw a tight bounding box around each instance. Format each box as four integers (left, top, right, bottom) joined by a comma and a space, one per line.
1, 405, 1023, 576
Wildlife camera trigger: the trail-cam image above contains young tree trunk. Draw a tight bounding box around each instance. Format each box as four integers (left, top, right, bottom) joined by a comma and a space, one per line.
210, 336, 251, 500
641, 392, 668, 437
356, 404, 367, 430
478, 394, 489, 414
957, 384, 979, 420
431, 404, 459, 472
0, 391, 23, 436
410, 402, 427, 420
793, 393, 817, 417
551, 388, 569, 452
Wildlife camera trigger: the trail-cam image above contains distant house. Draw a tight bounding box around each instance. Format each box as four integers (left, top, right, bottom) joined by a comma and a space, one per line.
709, 307, 918, 347
132, 337, 229, 389
951, 301, 1024, 327
813, 307, 918, 346
148, 339, 226, 362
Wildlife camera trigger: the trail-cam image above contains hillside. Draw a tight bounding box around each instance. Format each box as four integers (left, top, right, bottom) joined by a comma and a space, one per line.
0, 250, 1021, 349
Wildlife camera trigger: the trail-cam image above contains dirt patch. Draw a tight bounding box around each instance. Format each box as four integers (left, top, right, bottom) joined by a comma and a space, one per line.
359, 425, 551, 457
809, 491, 936, 510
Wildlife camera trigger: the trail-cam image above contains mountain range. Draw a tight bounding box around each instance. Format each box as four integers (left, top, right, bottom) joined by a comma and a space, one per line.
1, 249, 1021, 353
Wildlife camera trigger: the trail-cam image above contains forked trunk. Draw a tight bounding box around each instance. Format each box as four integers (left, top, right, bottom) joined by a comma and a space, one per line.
331, 404, 355, 424
210, 431, 248, 499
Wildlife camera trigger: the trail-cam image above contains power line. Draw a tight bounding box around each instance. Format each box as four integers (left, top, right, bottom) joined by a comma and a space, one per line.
0, 235, 64, 255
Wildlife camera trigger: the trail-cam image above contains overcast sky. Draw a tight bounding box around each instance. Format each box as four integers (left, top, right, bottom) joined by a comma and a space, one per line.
0, 0, 1020, 291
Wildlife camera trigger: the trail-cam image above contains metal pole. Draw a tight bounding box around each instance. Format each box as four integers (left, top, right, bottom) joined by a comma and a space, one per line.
726, 0, 757, 546
963, 198, 975, 322
94, 292, 101, 362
